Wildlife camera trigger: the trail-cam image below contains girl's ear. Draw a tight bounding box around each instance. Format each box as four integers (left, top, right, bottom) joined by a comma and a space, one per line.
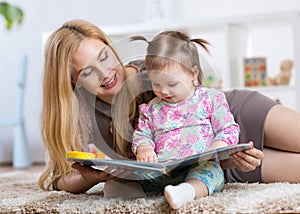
191, 66, 199, 80
191, 66, 200, 87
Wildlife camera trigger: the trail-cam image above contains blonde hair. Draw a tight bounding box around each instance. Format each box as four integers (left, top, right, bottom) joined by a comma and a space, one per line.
39, 19, 130, 190
131, 30, 210, 85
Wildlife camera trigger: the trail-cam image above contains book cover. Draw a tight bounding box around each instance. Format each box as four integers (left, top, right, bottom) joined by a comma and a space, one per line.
67, 143, 251, 180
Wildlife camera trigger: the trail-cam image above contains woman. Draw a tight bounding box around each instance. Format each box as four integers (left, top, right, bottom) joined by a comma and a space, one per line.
39, 19, 300, 194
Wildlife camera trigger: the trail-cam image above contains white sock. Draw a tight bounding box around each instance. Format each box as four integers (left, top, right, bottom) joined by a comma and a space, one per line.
164, 183, 195, 210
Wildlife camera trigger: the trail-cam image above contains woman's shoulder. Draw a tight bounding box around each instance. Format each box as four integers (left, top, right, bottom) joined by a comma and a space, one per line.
125, 59, 145, 76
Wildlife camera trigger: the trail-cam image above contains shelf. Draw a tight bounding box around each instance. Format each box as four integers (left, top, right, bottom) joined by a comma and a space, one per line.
102, 10, 300, 36
102, 10, 300, 112
246, 86, 297, 111
240, 85, 295, 92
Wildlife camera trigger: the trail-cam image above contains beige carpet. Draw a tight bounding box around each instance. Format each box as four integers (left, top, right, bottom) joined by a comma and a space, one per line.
1, 171, 300, 214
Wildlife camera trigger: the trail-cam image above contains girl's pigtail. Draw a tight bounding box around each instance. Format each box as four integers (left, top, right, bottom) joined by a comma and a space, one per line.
129, 35, 149, 43
190, 38, 210, 54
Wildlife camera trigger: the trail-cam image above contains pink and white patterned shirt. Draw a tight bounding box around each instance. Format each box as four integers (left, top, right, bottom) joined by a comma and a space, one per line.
132, 87, 240, 161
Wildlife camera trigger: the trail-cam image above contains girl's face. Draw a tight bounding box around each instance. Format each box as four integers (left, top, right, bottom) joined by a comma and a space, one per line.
149, 63, 197, 103
71, 38, 124, 104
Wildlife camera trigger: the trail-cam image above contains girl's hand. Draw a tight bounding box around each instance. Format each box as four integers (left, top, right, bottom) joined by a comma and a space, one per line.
221, 141, 264, 172
209, 140, 228, 151
136, 144, 157, 163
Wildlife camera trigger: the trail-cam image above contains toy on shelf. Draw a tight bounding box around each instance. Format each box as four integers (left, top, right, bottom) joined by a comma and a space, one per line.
204, 75, 223, 89
244, 57, 267, 87
266, 59, 293, 85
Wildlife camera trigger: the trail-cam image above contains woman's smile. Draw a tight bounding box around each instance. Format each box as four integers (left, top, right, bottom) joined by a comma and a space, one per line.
100, 74, 117, 89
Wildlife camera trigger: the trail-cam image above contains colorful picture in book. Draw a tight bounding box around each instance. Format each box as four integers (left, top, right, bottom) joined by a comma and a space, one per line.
244, 57, 267, 87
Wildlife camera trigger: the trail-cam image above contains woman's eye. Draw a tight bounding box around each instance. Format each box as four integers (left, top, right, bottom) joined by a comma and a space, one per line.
99, 51, 108, 62
81, 69, 93, 78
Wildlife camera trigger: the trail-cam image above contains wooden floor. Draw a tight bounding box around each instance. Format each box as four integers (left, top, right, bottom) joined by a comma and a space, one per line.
0, 163, 45, 173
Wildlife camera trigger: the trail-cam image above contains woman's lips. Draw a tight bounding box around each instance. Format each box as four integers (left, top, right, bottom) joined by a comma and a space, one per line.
101, 74, 117, 89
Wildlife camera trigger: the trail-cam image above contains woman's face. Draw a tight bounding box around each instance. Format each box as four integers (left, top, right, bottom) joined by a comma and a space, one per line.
71, 38, 124, 104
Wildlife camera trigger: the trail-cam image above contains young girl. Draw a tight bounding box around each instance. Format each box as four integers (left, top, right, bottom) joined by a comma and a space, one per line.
131, 31, 240, 209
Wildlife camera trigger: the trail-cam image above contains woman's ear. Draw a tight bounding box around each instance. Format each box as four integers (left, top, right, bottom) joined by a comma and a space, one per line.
71, 74, 82, 89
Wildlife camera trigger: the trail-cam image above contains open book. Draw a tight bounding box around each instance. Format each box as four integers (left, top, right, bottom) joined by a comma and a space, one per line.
67, 143, 251, 180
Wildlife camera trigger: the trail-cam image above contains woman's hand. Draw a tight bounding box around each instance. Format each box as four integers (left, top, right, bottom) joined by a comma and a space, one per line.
72, 163, 114, 182
56, 163, 132, 193
72, 162, 132, 181
220, 141, 264, 172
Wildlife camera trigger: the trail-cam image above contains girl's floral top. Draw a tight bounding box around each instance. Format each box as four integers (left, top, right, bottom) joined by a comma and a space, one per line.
132, 87, 240, 161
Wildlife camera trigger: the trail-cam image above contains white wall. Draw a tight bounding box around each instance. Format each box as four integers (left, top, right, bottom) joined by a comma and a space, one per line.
180, 0, 300, 20
0, 0, 144, 163
0, 0, 299, 163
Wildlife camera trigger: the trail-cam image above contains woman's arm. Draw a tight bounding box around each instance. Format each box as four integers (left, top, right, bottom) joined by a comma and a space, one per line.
220, 141, 264, 171
56, 163, 122, 193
